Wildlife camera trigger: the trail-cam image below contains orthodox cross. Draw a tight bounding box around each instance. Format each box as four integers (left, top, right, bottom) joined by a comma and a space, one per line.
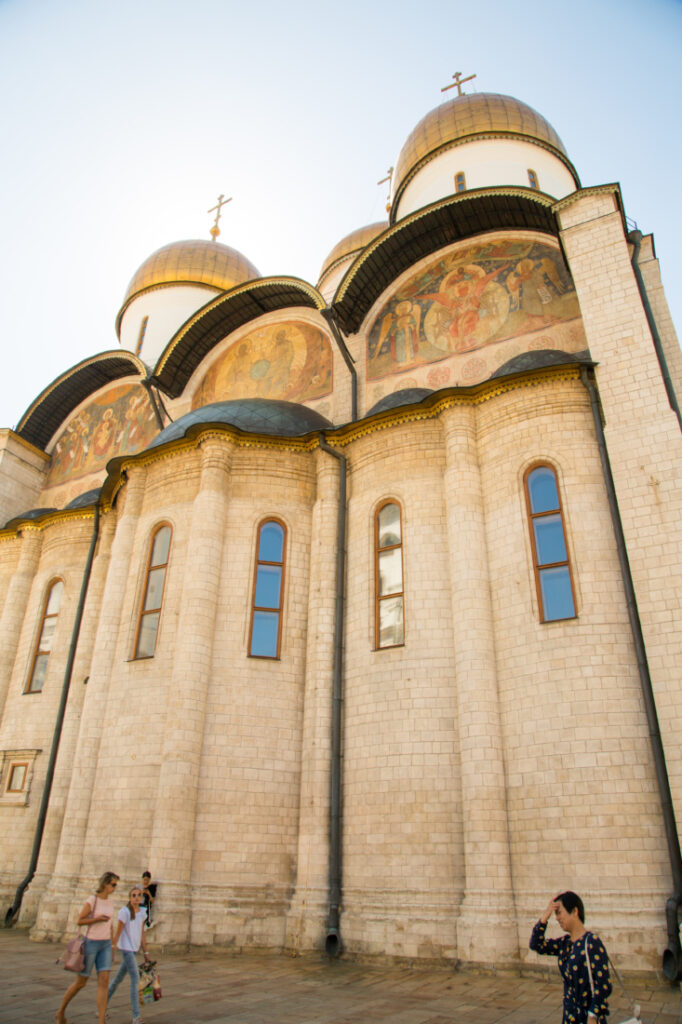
208, 193, 232, 241
441, 71, 476, 96
377, 167, 393, 212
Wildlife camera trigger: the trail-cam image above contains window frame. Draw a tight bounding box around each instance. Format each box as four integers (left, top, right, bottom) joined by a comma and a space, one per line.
523, 463, 577, 623
25, 577, 64, 694
454, 171, 466, 193
133, 522, 172, 661
527, 168, 539, 189
0, 749, 40, 807
374, 499, 405, 650
248, 517, 287, 660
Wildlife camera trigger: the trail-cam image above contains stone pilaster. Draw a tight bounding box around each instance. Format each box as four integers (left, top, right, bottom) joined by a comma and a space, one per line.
32, 512, 117, 936
557, 190, 682, 821
0, 529, 42, 713
442, 405, 518, 963
284, 448, 337, 953
148, 438, 233, 945
37, 471, 146, 935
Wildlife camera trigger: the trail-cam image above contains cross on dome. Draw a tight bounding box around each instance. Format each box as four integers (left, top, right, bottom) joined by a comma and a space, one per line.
208, 193, 233, 241
441, 71, 477, 96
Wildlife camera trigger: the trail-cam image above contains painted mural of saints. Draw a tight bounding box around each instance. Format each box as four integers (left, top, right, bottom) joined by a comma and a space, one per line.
421, 263, 510, 353
192, 322, 333, 407
375, 301, 422, 366
367, 238, 584, 381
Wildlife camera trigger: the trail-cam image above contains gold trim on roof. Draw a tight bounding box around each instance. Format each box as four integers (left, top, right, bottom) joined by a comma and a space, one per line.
334, 187, 555, 306
391, 93, 577, 211
1, 364, 583, 542
154, 276, 327, 377
116, 240, 261, 336
318, 222, 389, 286
17, 351, 148, 437
0, 508, 95, 540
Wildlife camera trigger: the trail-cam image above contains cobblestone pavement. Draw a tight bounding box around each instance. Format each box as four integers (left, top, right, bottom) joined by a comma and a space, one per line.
2, 929, 681, 1024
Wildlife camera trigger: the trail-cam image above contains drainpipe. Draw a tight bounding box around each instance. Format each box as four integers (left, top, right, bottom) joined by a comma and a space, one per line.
4, 504, 101, 927
580, 367, 682, 980
141, 379, 165, 431
317, 434, 347, 956
628, 230, 682, 431
321, 308, 357, 422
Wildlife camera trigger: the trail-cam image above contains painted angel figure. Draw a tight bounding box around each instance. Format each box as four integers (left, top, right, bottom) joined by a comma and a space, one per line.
376, 300, 422, 365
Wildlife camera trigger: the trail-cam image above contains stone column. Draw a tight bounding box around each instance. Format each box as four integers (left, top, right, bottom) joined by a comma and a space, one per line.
148, 438, 233, 945
442, 405, 518, 963
43, 471, 146, 933
285, 448, 338, 952
32, 511, 117, 937
0, 528, 42, 712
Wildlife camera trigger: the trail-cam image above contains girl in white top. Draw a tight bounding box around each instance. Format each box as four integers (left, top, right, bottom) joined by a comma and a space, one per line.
56, 871, 119, 1024
107, 886, 151, 1024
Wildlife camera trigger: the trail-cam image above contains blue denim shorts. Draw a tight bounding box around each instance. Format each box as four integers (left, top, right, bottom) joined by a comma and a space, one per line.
81, 937, 112, 976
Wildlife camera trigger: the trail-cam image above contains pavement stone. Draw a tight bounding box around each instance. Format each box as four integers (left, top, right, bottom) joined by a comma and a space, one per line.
1, 929, 681, 1023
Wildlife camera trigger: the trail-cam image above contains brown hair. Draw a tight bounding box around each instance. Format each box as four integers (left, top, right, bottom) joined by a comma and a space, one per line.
96, 871, 120, 894
127, 885, 142, 920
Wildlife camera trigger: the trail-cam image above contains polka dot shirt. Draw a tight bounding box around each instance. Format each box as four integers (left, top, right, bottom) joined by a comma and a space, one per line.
530, 919, 612, 1023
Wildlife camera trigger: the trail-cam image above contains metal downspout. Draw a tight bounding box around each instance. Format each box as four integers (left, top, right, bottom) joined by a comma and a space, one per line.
628, 230, 682, 431
580, 368, 682, 979
321, 308, 357, 422
317, 434, 347, 956
141, 379, 165, 430
4, 504, 101, 927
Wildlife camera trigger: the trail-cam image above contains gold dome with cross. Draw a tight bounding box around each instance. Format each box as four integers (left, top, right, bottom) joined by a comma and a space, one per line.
391, 92, 572, 208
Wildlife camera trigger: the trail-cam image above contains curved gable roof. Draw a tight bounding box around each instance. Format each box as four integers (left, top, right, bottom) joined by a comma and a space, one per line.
17, 351, 148, 451
151, 276, 326, 398
331, 187, 559, 335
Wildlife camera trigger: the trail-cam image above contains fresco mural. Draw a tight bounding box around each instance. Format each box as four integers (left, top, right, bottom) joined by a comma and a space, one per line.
367, 238, 586, 381
192, 321, 333, 409
44, 383, 159, 498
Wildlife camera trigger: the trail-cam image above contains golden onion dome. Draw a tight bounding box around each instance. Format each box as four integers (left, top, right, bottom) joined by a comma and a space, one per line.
318, 221, 388, 286
392, 93, 572, 207
117, 239, 261, 331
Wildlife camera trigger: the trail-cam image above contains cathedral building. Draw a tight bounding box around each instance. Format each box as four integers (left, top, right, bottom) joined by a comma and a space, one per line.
1, 90, 681, 974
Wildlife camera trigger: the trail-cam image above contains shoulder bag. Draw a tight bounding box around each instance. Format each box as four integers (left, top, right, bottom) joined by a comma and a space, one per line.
584, 933, 641, 1024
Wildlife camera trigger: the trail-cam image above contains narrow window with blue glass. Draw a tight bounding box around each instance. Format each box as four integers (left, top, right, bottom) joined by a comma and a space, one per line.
524, 465, 576, 622
249, 519, 286, 658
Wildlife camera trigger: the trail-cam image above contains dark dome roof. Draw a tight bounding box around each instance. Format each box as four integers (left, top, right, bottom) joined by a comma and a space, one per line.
65, 488, 102, 509
366, 388, 434, 417
492, 349, 588, 378
3, 507, 57, 529
148, 399, 332, 448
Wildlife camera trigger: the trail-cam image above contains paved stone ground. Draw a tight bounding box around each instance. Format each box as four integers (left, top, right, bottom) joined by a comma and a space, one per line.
2, 929, 681, 1024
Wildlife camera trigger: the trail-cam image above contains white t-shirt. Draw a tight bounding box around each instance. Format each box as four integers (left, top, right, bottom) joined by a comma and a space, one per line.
116, 905, 147, 952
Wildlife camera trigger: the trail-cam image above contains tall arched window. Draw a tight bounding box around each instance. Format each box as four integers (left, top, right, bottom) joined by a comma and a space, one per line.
455, 171, 466, 193
134, 524, 172, 659
527, 168, 539, 189
26, 579, 64, 692
524, 465, 576, 622
375, 501, 404, 649
249, 519, 286, 659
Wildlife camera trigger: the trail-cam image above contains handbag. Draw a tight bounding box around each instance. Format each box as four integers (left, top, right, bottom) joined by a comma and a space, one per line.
60, 933, 85, 972
138, 959, 161, 1003
583, 934, 642, 1024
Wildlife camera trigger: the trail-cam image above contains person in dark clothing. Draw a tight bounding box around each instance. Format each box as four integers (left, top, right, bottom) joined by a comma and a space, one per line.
140, 871, 157, 930
530, 891, 611, 1023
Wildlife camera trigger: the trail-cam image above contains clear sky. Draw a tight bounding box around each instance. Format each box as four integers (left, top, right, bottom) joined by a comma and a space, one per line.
1, 0, 680, 430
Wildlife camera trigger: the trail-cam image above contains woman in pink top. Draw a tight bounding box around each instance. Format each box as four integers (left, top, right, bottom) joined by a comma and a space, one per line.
55, 871, 119, 1024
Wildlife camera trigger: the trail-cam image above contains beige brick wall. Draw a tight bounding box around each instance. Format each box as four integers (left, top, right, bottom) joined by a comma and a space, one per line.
0, 431, 48, 528
1, 216, 680, 971
557, 192, 682, 861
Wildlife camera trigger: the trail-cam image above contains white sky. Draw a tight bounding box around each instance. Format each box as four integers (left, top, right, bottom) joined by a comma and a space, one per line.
1, 0, 680, 431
